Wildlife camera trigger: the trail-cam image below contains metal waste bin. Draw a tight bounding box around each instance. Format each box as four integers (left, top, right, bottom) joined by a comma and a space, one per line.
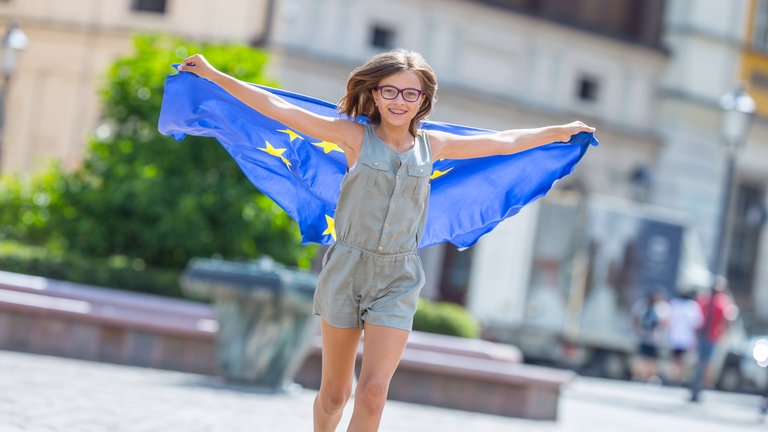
180, 257, 318, 390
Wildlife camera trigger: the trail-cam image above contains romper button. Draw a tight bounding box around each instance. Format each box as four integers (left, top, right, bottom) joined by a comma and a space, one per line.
378, 246, 383, 251
374, 161, 378, 166
396, 175, 400, 179
419, 169, 423, 173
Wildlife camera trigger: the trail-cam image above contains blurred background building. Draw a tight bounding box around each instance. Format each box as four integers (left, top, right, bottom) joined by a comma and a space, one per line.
0, 0, 766, 364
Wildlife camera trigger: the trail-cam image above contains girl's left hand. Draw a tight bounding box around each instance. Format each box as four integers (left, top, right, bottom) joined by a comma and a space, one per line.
560, 121, 596, 142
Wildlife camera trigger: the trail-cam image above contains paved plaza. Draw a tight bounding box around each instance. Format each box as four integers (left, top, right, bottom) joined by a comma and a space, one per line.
0, 349, 766, 431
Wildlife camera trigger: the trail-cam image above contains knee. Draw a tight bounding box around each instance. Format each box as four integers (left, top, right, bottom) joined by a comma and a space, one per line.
317, 385, 352, 415
355, 378, 390, 414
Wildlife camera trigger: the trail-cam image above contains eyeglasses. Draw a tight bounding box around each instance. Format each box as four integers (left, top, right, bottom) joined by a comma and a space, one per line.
375, 85, 424, 102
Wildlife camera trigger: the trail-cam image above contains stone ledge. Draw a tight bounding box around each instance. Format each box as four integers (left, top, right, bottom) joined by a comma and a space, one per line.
0, 272, 217, 374
391, 349, 573, 420
0, 271, 216, 335
0, 270, 572, 420
294, 335, 572, 420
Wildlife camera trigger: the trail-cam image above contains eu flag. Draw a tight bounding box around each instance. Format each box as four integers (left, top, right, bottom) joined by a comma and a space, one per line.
158, 70, 597, 249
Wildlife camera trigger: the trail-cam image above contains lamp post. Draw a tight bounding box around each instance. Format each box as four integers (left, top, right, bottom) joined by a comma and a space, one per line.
0, 19, 28, 172
689, 85, 756, 402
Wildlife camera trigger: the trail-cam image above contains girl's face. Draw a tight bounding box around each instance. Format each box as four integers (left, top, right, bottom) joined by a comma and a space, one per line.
372, 70, 425, 128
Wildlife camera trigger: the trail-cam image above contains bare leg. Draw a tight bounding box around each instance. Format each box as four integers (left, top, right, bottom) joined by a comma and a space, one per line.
704, 363, 716, 388
648, 358, 660, 381
669, 357, 683, 384
346, 324, 410, 432
314, 319, 362, 432
633, 357, 649, 381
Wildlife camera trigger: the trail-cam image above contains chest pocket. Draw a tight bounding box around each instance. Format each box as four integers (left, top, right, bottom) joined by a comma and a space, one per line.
360, 159, 391, 191
407, 164, 431, 197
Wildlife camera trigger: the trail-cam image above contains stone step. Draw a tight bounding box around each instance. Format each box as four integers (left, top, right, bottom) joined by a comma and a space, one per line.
0, 269, 572, 419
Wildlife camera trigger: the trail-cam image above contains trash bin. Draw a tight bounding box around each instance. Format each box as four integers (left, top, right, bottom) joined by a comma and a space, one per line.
179, 257, 318, 391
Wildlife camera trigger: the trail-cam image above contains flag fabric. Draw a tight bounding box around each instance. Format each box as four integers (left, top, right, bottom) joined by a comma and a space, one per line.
158, 70, 598, 249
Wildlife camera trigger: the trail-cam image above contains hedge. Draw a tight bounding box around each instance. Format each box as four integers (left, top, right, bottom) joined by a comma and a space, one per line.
0, 241, 183, 298
413, 297, 480, 339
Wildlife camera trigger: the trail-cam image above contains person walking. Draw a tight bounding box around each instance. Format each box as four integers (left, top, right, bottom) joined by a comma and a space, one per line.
696, 276, 738, 388
666, 290, 704, 385
631, 290, 670, 383
176, 49, 594, 432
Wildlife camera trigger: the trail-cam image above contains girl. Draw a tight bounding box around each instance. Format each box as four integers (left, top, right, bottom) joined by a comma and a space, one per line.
178, 48, 594, 432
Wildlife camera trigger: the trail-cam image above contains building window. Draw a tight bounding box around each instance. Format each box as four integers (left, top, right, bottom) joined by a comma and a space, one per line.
131, 0, 167, 14
753, 0, 768, 52
577, 75, 600, 102
370, 25, 395, 49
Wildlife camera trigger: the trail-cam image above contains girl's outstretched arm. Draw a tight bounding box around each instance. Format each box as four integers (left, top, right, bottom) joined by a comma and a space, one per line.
429, 121, 595, 161
178, 54, 362, 161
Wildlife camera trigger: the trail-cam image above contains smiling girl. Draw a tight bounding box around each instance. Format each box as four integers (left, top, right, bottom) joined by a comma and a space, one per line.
178, 49, 594, 432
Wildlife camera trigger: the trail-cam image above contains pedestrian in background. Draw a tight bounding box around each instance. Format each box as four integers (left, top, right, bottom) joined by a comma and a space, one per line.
666, 290, 704, 385
631, 289, 670, 383
696, 276, 738, 388
176, 49, 594, 432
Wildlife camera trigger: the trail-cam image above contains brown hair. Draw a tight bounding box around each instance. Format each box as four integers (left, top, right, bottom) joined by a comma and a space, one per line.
338, 49, 437, 136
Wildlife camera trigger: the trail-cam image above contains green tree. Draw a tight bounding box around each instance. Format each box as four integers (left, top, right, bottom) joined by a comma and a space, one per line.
0, 34, 316, 274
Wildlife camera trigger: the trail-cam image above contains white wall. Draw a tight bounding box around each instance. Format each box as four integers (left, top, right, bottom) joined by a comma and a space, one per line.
1, 0, 269, 42
655, 0, 761, 262
269, 0, 665, 135
0, 0, 270, 172
465, 202, 540, 324
2, 25, 131, 171
662, 0, 750, 99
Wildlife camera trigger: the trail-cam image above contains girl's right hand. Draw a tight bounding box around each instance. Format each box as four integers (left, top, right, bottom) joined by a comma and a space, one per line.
177, 54, 217, 80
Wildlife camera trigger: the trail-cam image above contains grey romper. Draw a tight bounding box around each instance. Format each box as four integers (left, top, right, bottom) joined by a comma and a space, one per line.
313, 124, 433, 331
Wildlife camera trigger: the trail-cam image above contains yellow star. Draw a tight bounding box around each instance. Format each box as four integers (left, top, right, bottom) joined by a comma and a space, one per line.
278, 129, 302, 142
322, 214, 336, 241
312, 140, 344, 154
259, 141, 291, 168
430, 167, 453, 180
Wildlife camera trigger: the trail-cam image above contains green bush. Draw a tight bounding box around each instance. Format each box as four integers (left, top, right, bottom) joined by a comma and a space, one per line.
0, 241, 183, 298
413, 297, 480, 338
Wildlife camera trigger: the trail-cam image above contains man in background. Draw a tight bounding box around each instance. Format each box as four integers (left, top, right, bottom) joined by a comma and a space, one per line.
696, 276, 738, 388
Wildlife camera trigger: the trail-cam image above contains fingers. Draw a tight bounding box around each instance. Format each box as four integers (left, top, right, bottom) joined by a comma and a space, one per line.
560, 121, 595, 141
571, 121, 595, 133
178, 54, 203, 72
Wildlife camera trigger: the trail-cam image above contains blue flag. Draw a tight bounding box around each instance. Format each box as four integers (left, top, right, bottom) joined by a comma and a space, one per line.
158, 70, 597, 249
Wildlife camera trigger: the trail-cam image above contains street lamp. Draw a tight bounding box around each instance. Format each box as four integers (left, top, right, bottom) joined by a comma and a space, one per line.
689, 85, 756, 402
0, 19, 28, 172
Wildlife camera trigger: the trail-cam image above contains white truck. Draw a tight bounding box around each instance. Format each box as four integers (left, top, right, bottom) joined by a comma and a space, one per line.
482, 194, 715, 380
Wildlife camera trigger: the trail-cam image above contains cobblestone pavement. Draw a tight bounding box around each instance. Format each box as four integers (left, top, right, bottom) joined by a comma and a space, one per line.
0, 349, 766, 431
